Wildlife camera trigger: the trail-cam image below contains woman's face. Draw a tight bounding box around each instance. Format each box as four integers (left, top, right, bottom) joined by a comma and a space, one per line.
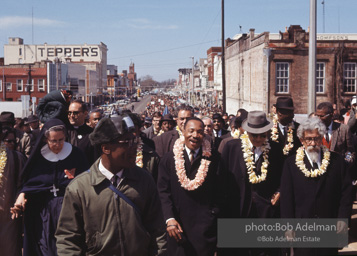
4, 133, 16, 150
47, 130, 65, 154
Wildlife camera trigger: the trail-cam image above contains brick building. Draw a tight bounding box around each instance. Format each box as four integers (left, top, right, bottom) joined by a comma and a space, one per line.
0, 62, 47, 103
225, 25, 357, 115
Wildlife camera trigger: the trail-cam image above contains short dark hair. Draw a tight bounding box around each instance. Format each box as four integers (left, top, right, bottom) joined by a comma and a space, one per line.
70, 99, 88, 112
317, 102, 333, 114
177, 104, 194, 115
2, 127, 16, 141
183, 117, 204, 130
152, 112, 162, 119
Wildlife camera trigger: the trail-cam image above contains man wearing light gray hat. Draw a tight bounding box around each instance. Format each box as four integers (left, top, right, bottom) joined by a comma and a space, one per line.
221, 111, 283, 255
56, 114, 167, 255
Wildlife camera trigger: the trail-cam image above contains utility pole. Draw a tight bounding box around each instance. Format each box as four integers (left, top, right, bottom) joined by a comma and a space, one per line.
221, 0, 226, 113
191, 57, 194, 106
27, 65, 33, 114
308, 0, 317, 114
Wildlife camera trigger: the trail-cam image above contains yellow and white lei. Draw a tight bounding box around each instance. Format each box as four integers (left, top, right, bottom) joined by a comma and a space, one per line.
295, 146, 330, 178
135, 138, 144, 168
232, 130, 240, 139
176, 126, 183, 138
241, 132, 270, 184
0, 142, 8, 185
271, 119, 294, 155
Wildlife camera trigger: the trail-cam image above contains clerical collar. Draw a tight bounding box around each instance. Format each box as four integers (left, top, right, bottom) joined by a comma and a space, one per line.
41, 142, 72, 162
98, 159, 123, 181
184, 145, 199, 159
304, 148, 322, 168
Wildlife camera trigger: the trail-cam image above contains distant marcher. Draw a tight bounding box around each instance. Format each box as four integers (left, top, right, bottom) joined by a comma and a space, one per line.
87, 109, 102, 128
143, 112, 162, 139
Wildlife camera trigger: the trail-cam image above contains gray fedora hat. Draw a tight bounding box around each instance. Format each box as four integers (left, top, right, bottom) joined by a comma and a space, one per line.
241, 111, 273, 134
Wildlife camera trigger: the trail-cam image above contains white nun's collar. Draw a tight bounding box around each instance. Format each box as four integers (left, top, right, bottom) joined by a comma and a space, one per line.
41, 142, 72, 162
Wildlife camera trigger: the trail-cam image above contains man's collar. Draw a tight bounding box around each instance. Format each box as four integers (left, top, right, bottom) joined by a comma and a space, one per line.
184, 145, 200, 158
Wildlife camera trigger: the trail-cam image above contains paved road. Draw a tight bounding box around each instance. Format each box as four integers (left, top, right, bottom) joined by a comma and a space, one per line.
126, 95, 152, 114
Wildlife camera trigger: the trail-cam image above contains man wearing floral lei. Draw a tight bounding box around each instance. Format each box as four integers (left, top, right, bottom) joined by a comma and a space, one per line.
280, 117, 353, 256
157, 117, 223, 255
154, 104, 193, 158
269, 96, 302, 159
221, 111, 282, 219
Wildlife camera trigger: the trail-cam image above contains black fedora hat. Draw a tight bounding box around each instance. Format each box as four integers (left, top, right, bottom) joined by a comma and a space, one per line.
0, 111, 15, 125
160, 114, 176, 126
241, 111, 273, 134
276, 97, 294, 110
25, 114, 39, 124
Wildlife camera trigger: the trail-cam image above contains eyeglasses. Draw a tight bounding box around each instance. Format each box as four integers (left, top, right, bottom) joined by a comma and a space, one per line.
152, 119, 161, 122
117, 137, 139, 147
303, 137, 322, 144
68, 111, 82, 116
315, 113, 331, 118
4, 139, 16, 144
48, 138, 65, 145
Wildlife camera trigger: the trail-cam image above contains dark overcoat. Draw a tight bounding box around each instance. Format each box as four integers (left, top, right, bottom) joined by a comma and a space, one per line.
221, 138, 282, 218
280, 151, 353, 256
157, 147, 223, 256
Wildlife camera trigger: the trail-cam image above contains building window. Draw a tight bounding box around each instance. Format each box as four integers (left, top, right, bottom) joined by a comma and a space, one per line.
17, 79, 23, 91
316, 62, 325, 93
344, 63, 356, 93
25, 79, 34, 92
6, 83, 12, 91
19, 48, 22, 56
38, 79, 45, 92
0, 80, 2, 92
276, 62, 289, 93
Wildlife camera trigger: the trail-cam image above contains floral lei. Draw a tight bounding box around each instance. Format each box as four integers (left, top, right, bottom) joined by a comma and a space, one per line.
135, 138, 144, 168
241, 132, 270, 184
0, 142, 8, 185
173, 137, 211, 191
157, 129, 164, 136
271, 118, 294, 155
295, 146, 330, 178
232, 130, 240, 139
176, 126, 183, 137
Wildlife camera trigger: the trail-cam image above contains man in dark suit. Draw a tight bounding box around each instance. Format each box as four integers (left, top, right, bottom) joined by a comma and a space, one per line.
157, 117, 222, 256
154, 105, 193, 158
315, 102, 355, 162
67, 99, 98, 165
218, 112, 248, 154
211, 113, 229, 151
269, 97, 302, 159
221, 111, 282, 219
281, 117, 353, 256
143, 112, 162, 139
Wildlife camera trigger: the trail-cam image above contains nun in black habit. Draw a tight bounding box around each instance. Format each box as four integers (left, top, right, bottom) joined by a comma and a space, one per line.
11, 119, 89, 256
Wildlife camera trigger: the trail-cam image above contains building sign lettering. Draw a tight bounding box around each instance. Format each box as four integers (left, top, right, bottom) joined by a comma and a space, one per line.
38, 46, 99, 57
317, 35, 349, 40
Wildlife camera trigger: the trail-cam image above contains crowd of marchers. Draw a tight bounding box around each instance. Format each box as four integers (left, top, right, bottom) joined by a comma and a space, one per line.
1, 89, 357, 256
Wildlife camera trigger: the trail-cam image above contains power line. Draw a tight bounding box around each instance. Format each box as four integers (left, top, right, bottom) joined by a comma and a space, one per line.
108, 39, 220, 60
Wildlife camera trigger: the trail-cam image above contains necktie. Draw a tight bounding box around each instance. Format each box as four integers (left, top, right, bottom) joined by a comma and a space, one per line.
190, 150, 195, 165
284, 126, 288, 140
111, 175, 120, 187
252, 146, 256, 163
325, 132, 329, 143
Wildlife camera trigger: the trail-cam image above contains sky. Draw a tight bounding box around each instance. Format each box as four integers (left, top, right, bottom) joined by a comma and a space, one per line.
1, 0, 357, 82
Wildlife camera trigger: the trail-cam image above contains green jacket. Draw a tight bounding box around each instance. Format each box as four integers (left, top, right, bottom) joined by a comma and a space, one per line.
56, 158, 167, 255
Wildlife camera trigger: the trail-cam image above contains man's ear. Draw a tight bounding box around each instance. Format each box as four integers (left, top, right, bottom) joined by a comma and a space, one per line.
101, 144, 111, 155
